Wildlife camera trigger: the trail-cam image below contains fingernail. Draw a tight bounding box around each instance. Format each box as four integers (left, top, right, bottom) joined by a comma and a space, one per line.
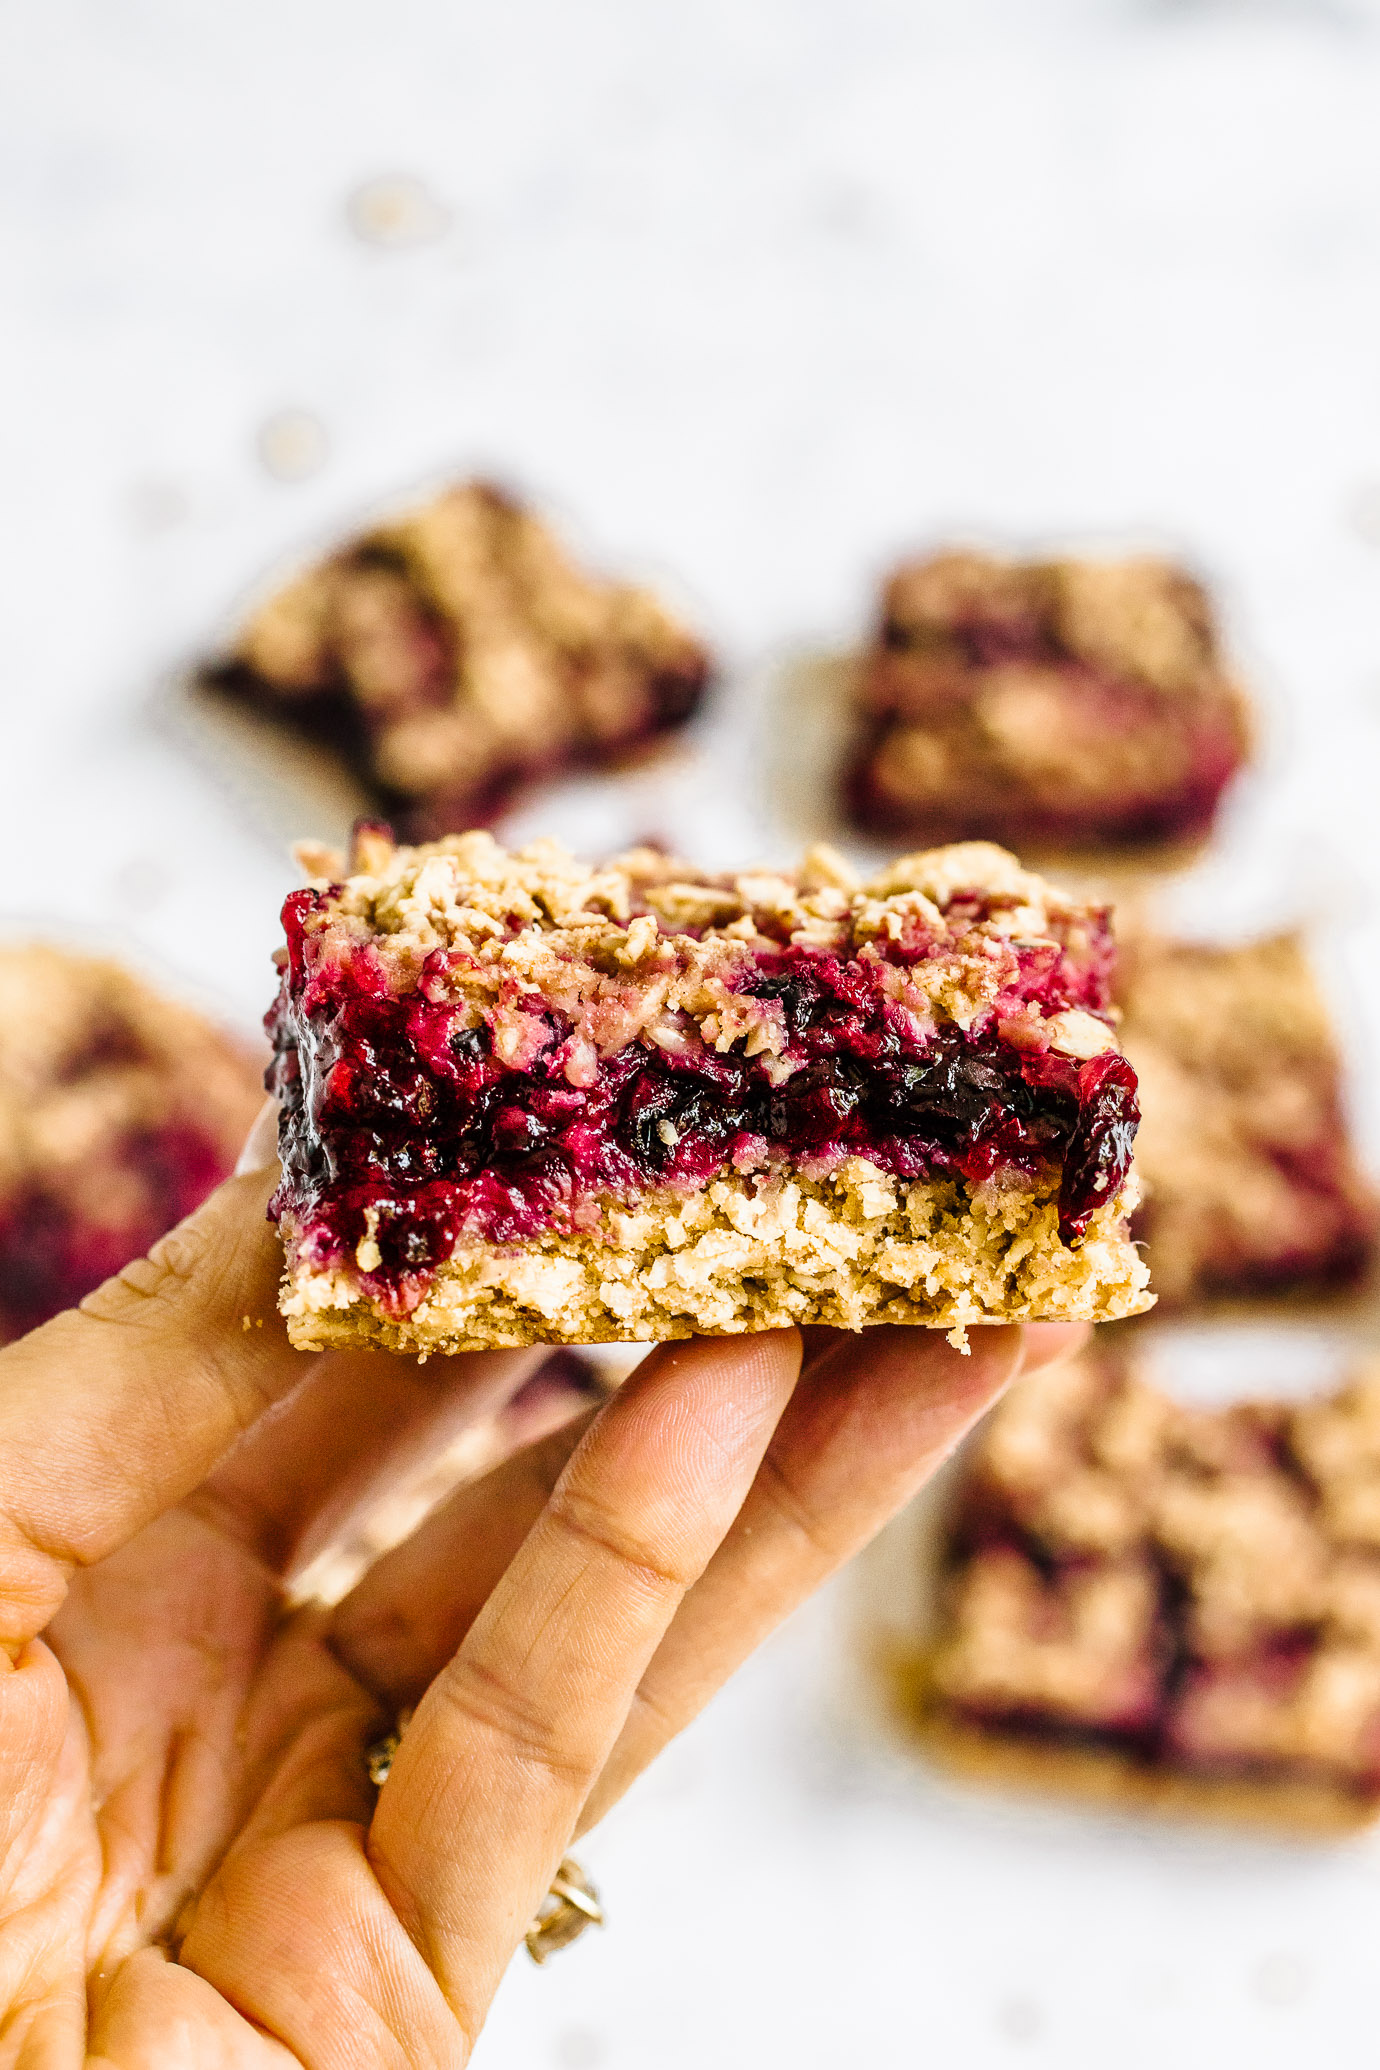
235, 1097, 281, 1176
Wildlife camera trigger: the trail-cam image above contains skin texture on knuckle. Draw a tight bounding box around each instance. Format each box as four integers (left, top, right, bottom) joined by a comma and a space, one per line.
0, 1540, 73, 1652
543, 1482, 701, 1596
424, 1655, 605, 1797
177, 1827, 464, 2070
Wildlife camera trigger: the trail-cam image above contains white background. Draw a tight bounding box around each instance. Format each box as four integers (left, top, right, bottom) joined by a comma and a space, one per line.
6, 0, 1380, 2062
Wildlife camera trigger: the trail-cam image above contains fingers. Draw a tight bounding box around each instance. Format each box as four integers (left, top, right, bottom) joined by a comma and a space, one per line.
191, 1343, 550, 1578
331, 1324, 1085, 1717
329, 1411, 601, 1709
328, 1323, 1086, 1718
576, 1319, 1066, 1832
366, 1329, 803, 2034
0, 1165, 308, 1646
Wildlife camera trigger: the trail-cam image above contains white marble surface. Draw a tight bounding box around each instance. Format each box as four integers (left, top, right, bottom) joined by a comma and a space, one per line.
8, 1, 1380, 2062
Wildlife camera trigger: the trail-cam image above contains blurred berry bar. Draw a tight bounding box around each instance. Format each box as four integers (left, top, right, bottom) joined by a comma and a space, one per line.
917, 1346, 1380, 1833
205, 480, 711, 837
848, 550, 1251, 852
0, 947, 264, 1343
265, 824, 1152, 1356
1119, 932, 1377, 1310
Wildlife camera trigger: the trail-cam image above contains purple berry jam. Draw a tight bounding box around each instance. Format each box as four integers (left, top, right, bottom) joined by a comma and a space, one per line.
267, 886, 1139, 1315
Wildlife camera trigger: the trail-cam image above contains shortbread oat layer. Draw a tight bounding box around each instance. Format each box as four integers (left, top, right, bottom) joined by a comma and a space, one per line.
280, 1161, 1148, 1355
266, 827, 1152, 1354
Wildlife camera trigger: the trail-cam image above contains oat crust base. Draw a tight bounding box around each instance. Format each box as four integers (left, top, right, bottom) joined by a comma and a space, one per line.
279, 1158, 1152, 1356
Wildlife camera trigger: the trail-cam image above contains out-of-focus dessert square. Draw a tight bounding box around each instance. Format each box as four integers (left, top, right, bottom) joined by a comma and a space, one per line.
913, 1344, 1380, 1833
0, 946, 265, 1343
1118, 932, 1378, 1311
205, 480, 712, 838
847, 550, 1251, 854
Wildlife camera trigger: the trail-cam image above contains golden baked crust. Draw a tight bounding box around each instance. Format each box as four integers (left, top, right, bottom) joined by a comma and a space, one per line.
279, 1161, 1150, 1356
288, 825, 1125, 1055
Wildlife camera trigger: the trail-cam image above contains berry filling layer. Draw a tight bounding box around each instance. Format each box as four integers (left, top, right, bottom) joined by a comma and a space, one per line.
267, 852, 1140, 1316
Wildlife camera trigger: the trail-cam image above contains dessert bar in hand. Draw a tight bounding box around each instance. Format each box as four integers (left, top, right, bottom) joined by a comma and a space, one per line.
205, 480, 711, 837
848, 550, 1251, 852
265, 825, 1152, 1356
918, 1346, 1380, 1833
1118, 932, 1377, 1310
0, 947, 265, 1343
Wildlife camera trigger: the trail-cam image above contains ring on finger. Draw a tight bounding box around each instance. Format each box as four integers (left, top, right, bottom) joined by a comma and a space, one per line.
365, 1714, 605, 1962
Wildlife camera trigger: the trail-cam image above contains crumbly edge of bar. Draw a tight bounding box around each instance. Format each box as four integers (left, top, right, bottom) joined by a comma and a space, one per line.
276, 1158, 1152, 1356
311, 826, 1092, 965
908, 1705, 1377, 1839
233, 480, 705, 689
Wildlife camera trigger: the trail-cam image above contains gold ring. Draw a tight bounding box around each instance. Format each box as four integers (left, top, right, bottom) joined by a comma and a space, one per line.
525, 1857, 604, 1964
365, 1718, 604, 1962
365, 1709, 412, 1788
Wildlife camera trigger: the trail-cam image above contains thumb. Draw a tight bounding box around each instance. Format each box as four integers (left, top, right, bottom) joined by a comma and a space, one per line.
0, 1143, 311, 1648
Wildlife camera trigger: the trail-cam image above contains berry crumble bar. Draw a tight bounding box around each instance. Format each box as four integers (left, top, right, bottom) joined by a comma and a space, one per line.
848, 550, 1251, 852
0, 946, 265, 1343
204, 480, 711, 837
1118, 932, 1378, 1310
915, 1345, 1380, 1832
265, 825, 1152, 1355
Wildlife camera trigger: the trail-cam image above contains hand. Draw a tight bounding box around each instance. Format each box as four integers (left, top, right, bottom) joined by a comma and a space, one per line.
0, 1123, 1083, 2065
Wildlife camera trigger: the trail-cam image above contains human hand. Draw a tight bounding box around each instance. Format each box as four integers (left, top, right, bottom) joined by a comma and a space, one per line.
0, 1124, 1083, 2064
